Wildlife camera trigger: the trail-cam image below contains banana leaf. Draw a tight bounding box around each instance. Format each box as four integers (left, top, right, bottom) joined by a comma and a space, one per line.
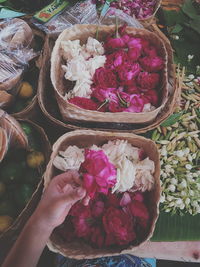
151, 211, 200, 241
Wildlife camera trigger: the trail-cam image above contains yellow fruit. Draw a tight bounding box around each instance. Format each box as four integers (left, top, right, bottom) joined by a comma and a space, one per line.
0, 182, 6, 197
18, 82, 33, 99
0, 215, 13, 233
27, 151, 45, 168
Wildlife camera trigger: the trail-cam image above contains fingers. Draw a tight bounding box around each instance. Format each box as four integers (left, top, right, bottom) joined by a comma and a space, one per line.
63, 184, 86, 205
53, 170, 82, 192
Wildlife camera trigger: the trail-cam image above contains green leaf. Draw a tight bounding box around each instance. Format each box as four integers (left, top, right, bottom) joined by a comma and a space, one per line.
189, 18, 200, 34
181, 0, 198, 19
161, 112, 183, 127
171, 23, 183, 34
0, 0, 7, 3
151, 211, 200, 241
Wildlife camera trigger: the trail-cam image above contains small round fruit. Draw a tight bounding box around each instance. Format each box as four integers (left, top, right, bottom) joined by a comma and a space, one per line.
0, 182, 6, 197
26, 151, 45, 168
0, 215, 13, 233
18, 82, 34, 99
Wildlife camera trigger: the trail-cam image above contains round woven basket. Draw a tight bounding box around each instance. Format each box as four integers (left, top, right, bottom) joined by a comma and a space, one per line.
39, 24, 179, 133
51, 24, 168, 125
44, 130, 161, 259
0, 114, 51, 265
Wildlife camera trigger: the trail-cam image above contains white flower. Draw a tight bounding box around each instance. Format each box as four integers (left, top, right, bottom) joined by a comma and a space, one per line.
70, 79, 92, 98
161, 146, 167, 156
185, 198, 190, 205
168, 184, 176, 192
187, 54, 194, 61
171, 178, 178, 185
192, 173, 198, 177
179, 203, 185, 210
186, 164, 192, 170
175, 198, 183, 205
86, 37, 104, 56
86, 55, 106, 76
195, 206, 200, 213
183, 148, 190, 155
142, 103, 155, 112
167, 195, 174, 201
134, 170, 154, 192
172, 160, 178, 164
53, 145, 84, 171
102, 139, 140, 166
176, 150, 185, 157
175, 35, 179, 40
112, 158, 136, 193
61, 40, 81, 61
181, 191, 187, 196
160, 195, 165, 203
189, 190, 194, 196
162, 173, 167, 179
188, 74, 195, 80
180, 179, 187, 188
169, 202, 175, 207
192, 201, 199, 208
188, 154, 193, 162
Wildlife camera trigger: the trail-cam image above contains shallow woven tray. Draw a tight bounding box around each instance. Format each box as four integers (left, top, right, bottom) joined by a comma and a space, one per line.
44, 130, 161, 259
38, 24, 179, 133
51, 24, 168, 124
138, 0, 162, 27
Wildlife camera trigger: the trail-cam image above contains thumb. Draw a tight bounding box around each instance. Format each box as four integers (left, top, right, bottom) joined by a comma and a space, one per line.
64, 186, 86, 205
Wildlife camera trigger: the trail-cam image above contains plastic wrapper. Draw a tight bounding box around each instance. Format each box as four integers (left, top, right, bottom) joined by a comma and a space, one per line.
0, 18, 39, 107
0, 109, 28, 162
100, 7, 144, 28
32, 0, 98, 35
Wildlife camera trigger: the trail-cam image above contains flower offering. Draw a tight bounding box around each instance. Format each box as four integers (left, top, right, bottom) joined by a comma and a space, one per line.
53, 139, 156, 248
61, 25, 165, 114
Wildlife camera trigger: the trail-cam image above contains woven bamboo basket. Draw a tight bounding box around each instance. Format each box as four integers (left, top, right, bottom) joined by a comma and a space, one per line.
39, 24, 179, 133
51, 24, 169, 125
44, 130, 160, 259
138, 0, 162, 27
0, 114, 51, 265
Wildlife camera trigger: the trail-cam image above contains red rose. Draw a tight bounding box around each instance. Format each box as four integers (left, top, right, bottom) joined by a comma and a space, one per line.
103, 207, 136, 246
91, 199, 105, 218
129, 200, 149, 229
137, 72, 160, 89
106, 191, 121, 207
91, 87, 118, 103
128, 47, 141, 61
142, 89, 158, 106
140, 55, 164, 72
69, 97, 99, 110
70, 202, 92, 238
105, 50, 128, 70
80, 149, 117, 198
118, 63, 140, 85
90, 226, 105, 248
93, 67, 118, 88
105, 37, 125, 50
143, 45, 157, 57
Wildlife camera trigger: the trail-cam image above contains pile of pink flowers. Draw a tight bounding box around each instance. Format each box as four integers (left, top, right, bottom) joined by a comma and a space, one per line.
96, 0, 158, 19
68, 26, 164, 113
57, 148, 151, 248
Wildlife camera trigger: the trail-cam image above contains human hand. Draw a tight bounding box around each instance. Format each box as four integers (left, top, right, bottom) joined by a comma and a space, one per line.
32, 170, 86, 231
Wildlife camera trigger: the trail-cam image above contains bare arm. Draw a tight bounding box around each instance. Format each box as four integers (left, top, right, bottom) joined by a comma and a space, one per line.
2, 171, 86, 267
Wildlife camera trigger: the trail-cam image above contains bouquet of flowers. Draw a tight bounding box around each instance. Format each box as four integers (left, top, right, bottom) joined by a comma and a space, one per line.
51, 24, 168, 124
44, 130, 160, 258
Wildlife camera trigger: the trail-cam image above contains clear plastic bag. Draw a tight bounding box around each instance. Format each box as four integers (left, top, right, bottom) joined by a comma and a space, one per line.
32, 0, 98, 35
100, 7, 144, 28
0, 19, 38, 97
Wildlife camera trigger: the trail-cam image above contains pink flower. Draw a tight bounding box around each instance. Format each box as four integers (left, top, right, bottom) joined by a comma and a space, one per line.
137, 72, 160, 89
80, 149, 117, 198
90, 226, 105, 248
91, 199, 105, 217
70, 202, 92, 238
142, 89, 158, 106
140, 55, 164, 72
143, 45, 157, 57
118, 63, 140, 85
93, 67, 118, 88
129, 200, 149, 220
104, 37, 125, 50
91, 87, 117, 103
106, 191, 121, 207
105, 50, 128, 69
69, 97, 99, 111
103, 207, 136, 246
128, 48, 142, 61
125, 94, 144, 113
120, 192, 132, 207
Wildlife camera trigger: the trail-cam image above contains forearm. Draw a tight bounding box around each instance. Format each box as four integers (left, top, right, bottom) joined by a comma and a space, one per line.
2, 213, 53, 267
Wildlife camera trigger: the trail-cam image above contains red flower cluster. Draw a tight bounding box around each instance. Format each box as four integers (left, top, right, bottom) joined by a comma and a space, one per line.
58, 191, 150, 248
69, 27, 164, 113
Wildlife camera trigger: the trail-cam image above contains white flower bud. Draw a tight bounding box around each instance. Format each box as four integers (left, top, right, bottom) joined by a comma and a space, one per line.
186, 173, 193, 179
180, 203, 185, 210
161, 147, 167, 156
165, 208, 171, 212
167, 195, 174, 201
180, 179, 187, 188
176, 198, 183, 205
185, 198, 190, 205
195, 206, 200, 213
186, 164, 192, 170
188, 155, 193, 162
192, 173, 198, 178
192, 201, 198, 207
169, 202, 175, 207
181, 191, 187, 196
176, 150, 185, 157
172, 160, 178, 164
192, 153, 197, 159
183, 148, 190, 155
188, 74, 195, 79
168, 184, 176, 192
171, 178, 178, 185
160, 195, 165, 203
189, 190, 194, 196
